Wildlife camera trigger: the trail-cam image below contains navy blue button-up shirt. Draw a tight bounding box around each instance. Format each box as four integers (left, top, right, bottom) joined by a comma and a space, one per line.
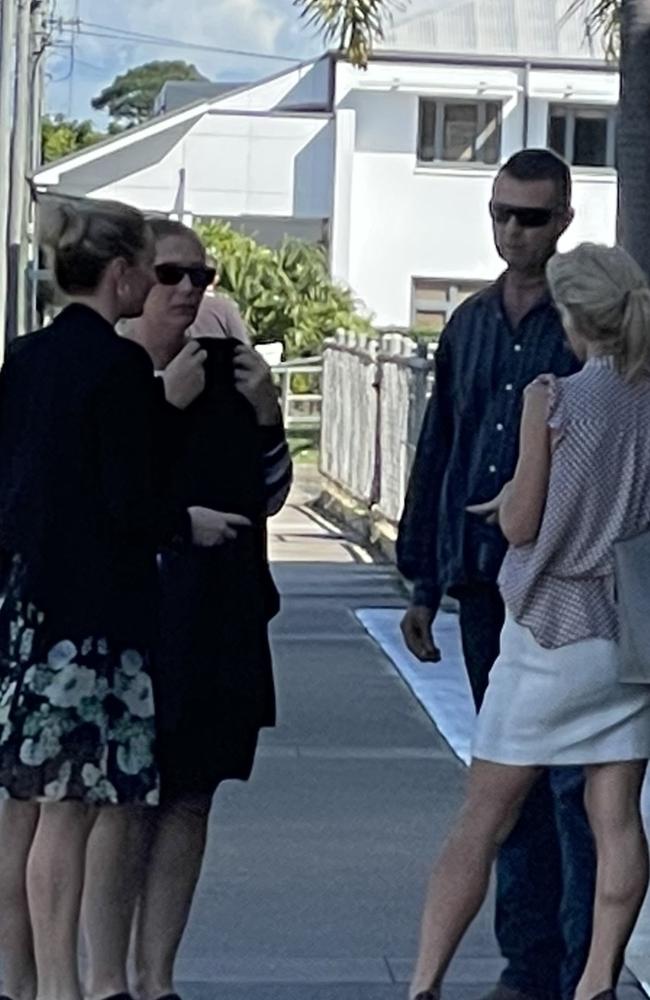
396, 277, 580, 609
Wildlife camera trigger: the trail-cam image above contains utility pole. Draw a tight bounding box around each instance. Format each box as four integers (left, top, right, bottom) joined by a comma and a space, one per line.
28, 0, 49, 330
0, 0, 18, 358
7, 0, 32, 341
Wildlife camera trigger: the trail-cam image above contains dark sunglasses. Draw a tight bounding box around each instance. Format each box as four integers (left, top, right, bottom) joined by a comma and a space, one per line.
155, 263, 217, 289
490, 202, 560, 229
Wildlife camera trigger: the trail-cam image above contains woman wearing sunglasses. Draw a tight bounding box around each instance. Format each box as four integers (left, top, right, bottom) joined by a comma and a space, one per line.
187, 253, 252, 345
83, 219, 292, 1000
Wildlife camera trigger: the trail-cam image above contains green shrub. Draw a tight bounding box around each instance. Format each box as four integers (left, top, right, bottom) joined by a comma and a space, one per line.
195, 220, 372, 357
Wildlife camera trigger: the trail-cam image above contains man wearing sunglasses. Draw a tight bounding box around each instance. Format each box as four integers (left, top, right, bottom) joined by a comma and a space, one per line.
186, 253, 252, 345
398, 149, 596, 1000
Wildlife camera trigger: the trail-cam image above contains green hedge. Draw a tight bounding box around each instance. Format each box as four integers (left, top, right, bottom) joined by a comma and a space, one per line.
195, 220, 372, 358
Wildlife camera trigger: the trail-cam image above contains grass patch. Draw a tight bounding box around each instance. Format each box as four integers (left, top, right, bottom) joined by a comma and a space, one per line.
288, 429, 320, 465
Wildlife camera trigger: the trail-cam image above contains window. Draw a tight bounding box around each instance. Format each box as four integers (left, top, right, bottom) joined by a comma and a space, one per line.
418, 99, 502, 166
548, 104, 616, 168
412, 279, 488, 333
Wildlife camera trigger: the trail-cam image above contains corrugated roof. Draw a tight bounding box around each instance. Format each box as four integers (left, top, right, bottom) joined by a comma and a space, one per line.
379, 0, 606, 61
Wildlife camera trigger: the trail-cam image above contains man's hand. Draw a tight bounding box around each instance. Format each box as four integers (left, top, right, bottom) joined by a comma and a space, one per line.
189, 507, 252, 547
162, 342, 207, 410
400, 606, 441, 663
233, 346, 281, 425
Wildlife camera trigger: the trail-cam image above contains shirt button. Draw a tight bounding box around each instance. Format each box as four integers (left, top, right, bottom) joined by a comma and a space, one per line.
505, 383, 513, 391
496, 423, 504, 431
514, 344, 522, 352
489, 465, 497, 473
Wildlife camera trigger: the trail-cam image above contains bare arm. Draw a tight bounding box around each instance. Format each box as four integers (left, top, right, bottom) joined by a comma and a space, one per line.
498, 380, 552, 547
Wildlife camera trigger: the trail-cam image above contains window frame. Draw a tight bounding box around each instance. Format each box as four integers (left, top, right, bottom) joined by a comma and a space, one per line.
411, 278, 490, 332
547, 103, 617, 170
416, 97, 503, 168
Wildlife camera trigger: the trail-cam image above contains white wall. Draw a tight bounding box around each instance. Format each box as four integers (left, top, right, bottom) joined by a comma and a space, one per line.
38, 112, 335, 222
35, 120, 198, 208
182, 112, 334, 218
334, 59, 619, 326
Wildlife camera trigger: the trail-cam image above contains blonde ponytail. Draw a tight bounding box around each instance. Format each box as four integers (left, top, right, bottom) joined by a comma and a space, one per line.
547, 243, 650, 382
620, 286, 650, 382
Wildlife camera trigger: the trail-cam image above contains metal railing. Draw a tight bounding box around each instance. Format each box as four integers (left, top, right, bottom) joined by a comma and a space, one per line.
271, 356, 323, 431
319, 331, 436, 526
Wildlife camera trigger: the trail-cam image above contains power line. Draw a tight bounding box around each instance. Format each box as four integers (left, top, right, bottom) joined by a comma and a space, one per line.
59, 18, 305, 64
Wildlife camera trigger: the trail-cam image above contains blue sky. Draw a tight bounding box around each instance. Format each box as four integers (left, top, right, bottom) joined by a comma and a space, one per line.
45, 0, 325, 125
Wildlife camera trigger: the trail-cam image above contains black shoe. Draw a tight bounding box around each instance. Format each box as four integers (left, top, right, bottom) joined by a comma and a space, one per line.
414, 992, 440, 1000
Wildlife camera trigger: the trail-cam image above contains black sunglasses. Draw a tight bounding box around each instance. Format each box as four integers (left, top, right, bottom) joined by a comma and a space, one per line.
155, 263, 217, 289
490, 202, 561, 229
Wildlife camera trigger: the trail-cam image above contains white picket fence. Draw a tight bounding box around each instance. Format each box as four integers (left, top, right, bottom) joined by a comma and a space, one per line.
320, 330, 436, 529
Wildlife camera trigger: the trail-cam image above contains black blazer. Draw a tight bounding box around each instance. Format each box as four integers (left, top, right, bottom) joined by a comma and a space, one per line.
0, 304, 187, 645
156, 350, 278, 752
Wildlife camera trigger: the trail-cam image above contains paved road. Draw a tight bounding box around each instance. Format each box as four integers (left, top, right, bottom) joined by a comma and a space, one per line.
175, 475, 646, 1000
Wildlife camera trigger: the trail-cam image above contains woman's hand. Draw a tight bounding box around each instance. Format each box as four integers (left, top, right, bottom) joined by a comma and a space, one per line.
466, 483, 513, 525
188, 507, 252, 547
233, 346, 281, 426
162, 342, 207, 410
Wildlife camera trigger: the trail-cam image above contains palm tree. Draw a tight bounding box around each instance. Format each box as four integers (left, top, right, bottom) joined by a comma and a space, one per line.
567, 1, 650, 277
293, 0, 408, 68
615, 1, 650, 279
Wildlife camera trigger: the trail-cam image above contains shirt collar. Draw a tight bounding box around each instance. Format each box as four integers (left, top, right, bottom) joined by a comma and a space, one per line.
584, 354, 616, 370
479, 272, 555, 324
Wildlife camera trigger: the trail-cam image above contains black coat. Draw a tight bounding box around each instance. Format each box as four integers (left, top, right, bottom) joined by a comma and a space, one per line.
0, 304, 187, 645
155, 351, 278, 792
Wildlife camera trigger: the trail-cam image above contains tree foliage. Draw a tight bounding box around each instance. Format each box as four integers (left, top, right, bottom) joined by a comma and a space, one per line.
41, 114, 104, 164
568, 0, 622, 58
294, 0, 409, 68
91, 60, 207, 128
195, 220, 372, 357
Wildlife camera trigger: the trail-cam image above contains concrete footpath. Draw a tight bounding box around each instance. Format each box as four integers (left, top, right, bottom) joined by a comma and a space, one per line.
175, 474, 646, 1000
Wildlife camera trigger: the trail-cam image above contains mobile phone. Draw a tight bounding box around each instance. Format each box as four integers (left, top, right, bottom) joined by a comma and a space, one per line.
195, 338, 236, 387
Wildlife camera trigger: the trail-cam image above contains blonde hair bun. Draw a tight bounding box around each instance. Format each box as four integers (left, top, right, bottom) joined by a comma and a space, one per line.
38, 196, 150, 296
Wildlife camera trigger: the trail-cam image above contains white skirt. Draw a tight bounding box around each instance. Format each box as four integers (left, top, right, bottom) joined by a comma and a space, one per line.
473, 613, 650, 766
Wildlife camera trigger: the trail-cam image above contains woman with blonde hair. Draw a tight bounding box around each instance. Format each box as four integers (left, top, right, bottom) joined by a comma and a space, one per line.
410, 243, 650, 1000
0, 197, 244, 1000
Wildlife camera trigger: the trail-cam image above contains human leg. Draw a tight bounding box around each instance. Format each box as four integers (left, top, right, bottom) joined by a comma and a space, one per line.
134, 792, 213, 1000
410, 759, 540, 999
82, 805, 152, 1000
458, 587, 565, 999
574, 760, 648, 1000
0, 799, 40, 1000
548, 767, 596, 1000
26, 801, 98, 1000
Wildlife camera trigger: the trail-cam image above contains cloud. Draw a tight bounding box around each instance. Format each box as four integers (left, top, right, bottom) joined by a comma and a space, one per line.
46, 0, 322, 122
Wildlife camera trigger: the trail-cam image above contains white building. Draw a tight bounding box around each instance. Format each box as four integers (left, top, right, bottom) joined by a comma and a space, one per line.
34, 0, 619, 330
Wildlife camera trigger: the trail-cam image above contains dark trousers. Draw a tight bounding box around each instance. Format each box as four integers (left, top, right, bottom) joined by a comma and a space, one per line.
457, 584, 597, 1000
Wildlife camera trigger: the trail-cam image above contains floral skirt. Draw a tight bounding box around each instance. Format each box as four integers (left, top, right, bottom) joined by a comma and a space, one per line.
0, 557, 159, 805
